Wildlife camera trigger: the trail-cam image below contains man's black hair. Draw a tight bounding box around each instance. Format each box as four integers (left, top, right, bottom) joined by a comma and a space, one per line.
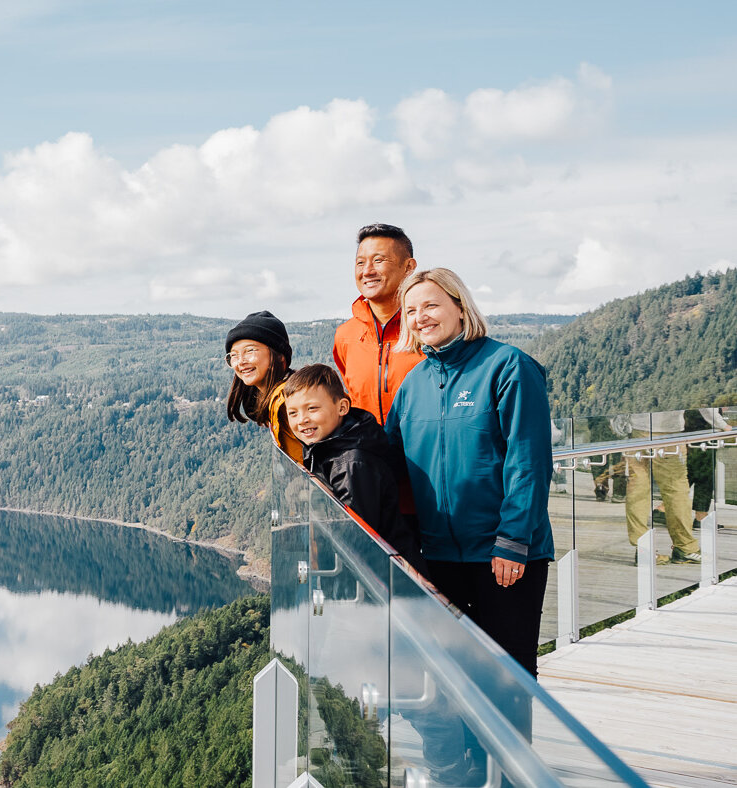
356, 223, 413, 259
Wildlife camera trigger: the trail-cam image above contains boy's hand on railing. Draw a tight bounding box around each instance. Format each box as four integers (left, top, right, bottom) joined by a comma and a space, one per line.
491, 557, 525, 587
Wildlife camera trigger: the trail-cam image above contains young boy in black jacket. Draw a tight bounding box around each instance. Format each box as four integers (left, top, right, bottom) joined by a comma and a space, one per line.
284, 364, 420, 565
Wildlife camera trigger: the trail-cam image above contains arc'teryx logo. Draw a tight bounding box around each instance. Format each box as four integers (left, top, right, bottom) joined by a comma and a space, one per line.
453, 390, 475, 408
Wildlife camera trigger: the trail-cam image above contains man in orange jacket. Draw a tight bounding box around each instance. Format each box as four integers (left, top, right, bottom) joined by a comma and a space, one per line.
333, 223, 425, 426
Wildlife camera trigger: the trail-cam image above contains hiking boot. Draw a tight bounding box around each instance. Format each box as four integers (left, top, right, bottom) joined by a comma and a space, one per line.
671, 547, 701, 564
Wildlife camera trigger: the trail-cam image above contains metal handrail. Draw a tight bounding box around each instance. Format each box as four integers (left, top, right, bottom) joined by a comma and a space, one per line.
552, 427, 732, 461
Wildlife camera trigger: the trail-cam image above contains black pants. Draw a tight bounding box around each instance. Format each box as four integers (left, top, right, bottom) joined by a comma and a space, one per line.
687, 446, 714, 513
426, 558, 549, 678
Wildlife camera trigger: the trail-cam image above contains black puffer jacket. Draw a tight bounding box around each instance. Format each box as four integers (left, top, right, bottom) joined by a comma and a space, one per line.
303, 408, 419, 562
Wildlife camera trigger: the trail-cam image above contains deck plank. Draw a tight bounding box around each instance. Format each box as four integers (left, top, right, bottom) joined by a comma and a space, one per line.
539, 577, 737, 786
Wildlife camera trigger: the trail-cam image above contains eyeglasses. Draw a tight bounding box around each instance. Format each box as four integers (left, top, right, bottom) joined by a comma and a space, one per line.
225, 347, 265, 367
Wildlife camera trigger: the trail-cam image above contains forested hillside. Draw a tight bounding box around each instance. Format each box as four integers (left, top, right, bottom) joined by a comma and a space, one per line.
532, 269, 737, 417
0, 311, 570, 556
0, 314, 338, 557
0, 597, 271, 787
3, 272, 735, 556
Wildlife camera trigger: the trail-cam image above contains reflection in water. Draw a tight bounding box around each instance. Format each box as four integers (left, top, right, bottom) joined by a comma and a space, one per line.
0, 588, 176, 730
0, 510, 251, 613
0, 511, 256, 733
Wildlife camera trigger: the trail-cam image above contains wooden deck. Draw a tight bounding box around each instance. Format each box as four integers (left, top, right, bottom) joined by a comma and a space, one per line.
539, 576, 737, 787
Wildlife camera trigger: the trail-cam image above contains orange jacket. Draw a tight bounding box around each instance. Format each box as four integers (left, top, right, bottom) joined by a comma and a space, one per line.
268, 380, 303, 464
333, 297, 424, 426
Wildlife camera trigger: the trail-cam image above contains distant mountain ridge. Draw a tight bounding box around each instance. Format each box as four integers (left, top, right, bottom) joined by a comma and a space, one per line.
531, 269, 737, 418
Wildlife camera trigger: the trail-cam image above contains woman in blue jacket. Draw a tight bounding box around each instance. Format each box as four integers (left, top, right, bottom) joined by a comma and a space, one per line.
385, 267, 554, 679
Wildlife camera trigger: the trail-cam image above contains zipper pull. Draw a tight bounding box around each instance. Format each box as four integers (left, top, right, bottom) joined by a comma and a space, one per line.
384, 343, 390, 392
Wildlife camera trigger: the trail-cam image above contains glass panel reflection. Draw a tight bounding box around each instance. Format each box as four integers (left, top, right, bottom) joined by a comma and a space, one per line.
651, 438, 702, 596
548, 418, 574, 644
270, 450, 311, 779
545, 465, 572, 644
571, 413, 651, 629
307, 481, 391, 786
711, 405, 737, 575
551, 417, 573, 450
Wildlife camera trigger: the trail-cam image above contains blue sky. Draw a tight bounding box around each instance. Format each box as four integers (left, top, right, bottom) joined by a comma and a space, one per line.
1, 1, 736, 319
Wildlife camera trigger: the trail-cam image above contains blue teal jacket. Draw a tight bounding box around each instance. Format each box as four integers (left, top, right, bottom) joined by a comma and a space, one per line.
385, 336, 554, 564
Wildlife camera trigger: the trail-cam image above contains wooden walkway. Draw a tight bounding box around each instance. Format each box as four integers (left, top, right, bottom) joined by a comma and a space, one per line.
539, 576, 737, 787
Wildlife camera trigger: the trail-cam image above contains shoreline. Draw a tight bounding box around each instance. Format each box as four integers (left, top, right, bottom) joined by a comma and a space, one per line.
0, 506, 272, 588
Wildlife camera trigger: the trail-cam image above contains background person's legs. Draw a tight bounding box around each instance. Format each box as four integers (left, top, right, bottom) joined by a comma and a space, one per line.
625, 453, 652, 547
652, 453, 699, 555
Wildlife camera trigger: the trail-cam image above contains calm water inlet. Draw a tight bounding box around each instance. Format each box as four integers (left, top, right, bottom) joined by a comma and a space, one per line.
0, 510, 254, 733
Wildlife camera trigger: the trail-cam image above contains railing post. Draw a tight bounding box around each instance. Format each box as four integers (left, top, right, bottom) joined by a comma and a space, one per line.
700, 512, 718, 588
253, 658, 299, 788
636, 530, 657, 614
716, 458, 726, 505
556, 549, 579, 648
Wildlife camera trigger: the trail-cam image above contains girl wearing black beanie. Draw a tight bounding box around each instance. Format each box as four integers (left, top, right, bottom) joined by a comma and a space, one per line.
225, 311, 302, 463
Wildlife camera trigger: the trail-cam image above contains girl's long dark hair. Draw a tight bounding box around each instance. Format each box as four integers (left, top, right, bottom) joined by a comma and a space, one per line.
226, 349, 291, 426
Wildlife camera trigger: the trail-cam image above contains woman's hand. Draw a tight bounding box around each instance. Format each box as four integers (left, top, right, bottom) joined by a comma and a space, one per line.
491, 557, 525, 587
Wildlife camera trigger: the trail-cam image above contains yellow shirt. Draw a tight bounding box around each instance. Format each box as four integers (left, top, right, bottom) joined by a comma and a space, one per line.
268, 380, 303, 464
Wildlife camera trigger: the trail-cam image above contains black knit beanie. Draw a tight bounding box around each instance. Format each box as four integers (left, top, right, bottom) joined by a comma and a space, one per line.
225, 311, 292, 366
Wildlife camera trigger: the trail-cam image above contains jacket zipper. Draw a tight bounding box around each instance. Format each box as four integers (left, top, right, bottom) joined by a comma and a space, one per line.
437, 360, 462, 559
384, 343, 390, 393
374, 319, 385, 425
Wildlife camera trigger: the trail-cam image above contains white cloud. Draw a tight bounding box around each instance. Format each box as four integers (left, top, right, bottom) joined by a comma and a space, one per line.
557, 238, 626, 292
464, 79, 577, 142
2, 64, 737, 320
0, 587, 175, 698
0, 99, 415, 289
396, 68, 612, 162
394, 88, 460, 159
577, 62, 613, 92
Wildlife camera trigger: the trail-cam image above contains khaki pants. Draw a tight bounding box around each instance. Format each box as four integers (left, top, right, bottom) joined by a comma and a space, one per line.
626, 432, 699, 553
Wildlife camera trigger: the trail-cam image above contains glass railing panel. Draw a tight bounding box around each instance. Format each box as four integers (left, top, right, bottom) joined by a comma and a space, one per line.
651, 407, 710, 443
271, 449, 311, 662
649, 437, 702, 597
568, 413, 651, 630
572, 411, 652, 449
572, 445, 636, 630
306, 481, 392, 786
545, 466, 572, 644
389, 559, 647, 786
551, 417, 573, 450
714, 409, 737, 573
547, 418, 574, 643
271, 450, 311, 779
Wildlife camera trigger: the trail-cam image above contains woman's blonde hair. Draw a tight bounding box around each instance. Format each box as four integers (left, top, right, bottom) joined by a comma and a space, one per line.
397, 268, 488, 353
